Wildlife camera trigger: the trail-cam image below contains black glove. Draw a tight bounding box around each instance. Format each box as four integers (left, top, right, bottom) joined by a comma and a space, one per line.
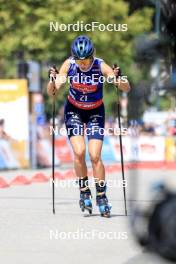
113, 63, 122, 78
48, 65, 58, 81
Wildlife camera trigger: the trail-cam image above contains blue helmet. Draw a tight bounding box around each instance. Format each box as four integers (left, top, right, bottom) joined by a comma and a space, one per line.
71, 35, 94, 59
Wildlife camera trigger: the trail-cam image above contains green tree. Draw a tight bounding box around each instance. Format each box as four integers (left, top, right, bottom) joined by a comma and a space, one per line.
0, 0, 154, 118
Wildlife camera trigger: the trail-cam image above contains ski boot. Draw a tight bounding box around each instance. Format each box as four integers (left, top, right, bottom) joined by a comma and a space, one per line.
79, 191, 92, 215
96, 194, 111, 217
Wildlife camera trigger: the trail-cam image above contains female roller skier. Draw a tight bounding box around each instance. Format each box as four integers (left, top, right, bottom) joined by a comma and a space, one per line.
47, 35, 130, 217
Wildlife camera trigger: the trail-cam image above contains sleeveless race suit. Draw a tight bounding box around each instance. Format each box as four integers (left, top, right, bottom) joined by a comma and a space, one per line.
64, 57, 105, 140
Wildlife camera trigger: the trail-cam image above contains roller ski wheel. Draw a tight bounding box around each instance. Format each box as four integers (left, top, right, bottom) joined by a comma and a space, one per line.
97, 196, 111, 218
79, 192, 92, 215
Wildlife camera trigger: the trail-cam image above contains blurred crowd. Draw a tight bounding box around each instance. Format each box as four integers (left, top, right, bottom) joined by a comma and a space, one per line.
127, 119, 176, 137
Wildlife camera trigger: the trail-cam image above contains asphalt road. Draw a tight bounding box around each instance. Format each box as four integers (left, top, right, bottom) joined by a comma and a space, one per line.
0, 168, 174, 264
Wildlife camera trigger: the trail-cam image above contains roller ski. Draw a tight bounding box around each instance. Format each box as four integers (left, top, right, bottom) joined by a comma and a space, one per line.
79, 191, 92, 215
78, 176, 92, 215
96, 194, 111, 218
95, 181, 111, 217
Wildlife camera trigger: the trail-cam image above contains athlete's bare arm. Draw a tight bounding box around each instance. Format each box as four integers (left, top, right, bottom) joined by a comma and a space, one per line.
47, 59, 70, 96
101, 62, 130, 93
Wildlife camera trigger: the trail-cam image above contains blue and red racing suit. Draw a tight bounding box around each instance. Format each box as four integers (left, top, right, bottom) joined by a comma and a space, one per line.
64, 57, 105, 140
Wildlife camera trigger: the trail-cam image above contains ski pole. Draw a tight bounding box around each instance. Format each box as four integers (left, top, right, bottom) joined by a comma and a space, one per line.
50, 65, 58, 214
52, 94, 56, 214
113, 64, 128, 216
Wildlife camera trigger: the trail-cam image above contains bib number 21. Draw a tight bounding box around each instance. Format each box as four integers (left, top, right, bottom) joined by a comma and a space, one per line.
80, 95, 88, 101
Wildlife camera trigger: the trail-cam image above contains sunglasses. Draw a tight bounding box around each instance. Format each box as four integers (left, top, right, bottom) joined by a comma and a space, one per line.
75, 57, 93, 65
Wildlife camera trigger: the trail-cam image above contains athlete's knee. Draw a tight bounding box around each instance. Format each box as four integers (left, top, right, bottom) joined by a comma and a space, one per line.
74, 147, 86, 162
89, 153, 101, 164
